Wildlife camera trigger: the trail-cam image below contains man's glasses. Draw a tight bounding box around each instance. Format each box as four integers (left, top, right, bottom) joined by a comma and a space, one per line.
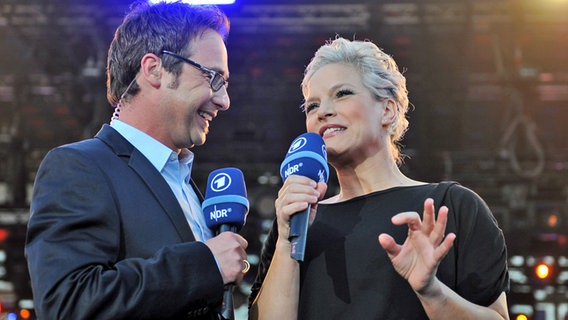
161, 50, 227, 92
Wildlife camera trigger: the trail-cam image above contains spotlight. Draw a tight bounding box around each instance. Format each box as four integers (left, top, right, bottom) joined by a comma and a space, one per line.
526, 256, 556, 285
510, 304, 533, 320
148, 0, 236, 4
535, 263, 551, 280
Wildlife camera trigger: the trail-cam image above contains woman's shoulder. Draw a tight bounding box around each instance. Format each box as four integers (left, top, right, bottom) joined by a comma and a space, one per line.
319, 180, 483, 205
435, 181, 483, 199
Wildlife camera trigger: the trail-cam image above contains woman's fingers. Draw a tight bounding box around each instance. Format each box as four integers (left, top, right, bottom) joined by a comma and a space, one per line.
390, 199, 451, 247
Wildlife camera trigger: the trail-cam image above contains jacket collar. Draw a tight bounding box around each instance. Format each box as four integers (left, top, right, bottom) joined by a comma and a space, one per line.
95, 124, 198, 242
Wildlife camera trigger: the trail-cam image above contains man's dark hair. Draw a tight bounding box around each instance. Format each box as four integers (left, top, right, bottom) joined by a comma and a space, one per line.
106, 1, 230, 106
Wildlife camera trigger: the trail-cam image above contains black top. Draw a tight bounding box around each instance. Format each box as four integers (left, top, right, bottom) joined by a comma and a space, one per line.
249, 182, 509, 319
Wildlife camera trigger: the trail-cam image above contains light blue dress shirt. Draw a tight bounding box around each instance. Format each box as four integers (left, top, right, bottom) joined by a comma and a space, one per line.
110, 120, 213, 241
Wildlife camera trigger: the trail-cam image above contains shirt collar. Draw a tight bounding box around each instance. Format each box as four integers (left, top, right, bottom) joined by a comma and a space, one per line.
178, 148, 195, 182
110, 120, 194, 174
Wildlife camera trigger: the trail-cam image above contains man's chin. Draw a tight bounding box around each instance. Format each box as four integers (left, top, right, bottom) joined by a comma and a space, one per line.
190, 135, 207, 147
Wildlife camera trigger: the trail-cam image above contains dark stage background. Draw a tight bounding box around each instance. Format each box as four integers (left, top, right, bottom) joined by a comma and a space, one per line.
0, 0, 567, 319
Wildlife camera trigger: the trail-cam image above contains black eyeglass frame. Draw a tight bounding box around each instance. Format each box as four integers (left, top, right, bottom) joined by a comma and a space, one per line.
161, 50, 227, 92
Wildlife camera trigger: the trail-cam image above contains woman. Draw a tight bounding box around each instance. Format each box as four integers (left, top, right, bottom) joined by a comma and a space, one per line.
248, 37, 509, 319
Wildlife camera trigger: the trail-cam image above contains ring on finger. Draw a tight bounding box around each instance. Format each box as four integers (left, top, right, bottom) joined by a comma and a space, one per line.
242, 259, 250, 273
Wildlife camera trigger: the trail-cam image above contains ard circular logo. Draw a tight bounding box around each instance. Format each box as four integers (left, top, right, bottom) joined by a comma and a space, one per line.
288, 137, 307, 153
211, 172, 232, 192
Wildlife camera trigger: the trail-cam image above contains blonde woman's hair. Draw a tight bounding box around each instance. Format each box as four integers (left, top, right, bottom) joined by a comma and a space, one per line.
302, 37, 410, 165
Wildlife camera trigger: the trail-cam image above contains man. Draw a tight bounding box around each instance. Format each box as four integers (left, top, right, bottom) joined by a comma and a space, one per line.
25, 2, 248, 319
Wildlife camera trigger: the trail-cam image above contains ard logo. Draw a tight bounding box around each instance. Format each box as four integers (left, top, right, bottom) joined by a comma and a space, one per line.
211, 172, 232, 192
288, 137, 307, 154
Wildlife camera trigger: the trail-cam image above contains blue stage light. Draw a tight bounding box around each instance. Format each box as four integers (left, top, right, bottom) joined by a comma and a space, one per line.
148, 0, 235, 4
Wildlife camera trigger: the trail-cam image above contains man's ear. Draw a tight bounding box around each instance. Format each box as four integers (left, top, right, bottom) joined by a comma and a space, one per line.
140, 53, 162, 87
381, 99, 397, 127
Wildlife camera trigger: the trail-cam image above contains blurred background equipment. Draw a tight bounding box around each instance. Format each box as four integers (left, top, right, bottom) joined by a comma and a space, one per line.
1, 0, 568, 319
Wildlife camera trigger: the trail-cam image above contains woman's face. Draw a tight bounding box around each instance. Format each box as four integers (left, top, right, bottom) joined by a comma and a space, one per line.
304, 63, 393, 164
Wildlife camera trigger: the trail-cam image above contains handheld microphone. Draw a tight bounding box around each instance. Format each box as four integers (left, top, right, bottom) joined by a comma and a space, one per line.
280, 132, 329, 261
202, 167, 249, 320
202, 167, 249, 233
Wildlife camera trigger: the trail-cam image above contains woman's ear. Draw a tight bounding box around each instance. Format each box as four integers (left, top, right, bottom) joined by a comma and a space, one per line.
381, 99, 397, 127
140, 53, 162, 88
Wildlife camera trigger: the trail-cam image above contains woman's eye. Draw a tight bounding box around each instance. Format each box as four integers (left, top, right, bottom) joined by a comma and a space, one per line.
305, 103, 319, 113
336, 89, 353, 98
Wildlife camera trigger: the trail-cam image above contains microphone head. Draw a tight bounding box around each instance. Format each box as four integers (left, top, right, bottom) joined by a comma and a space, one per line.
202, 167, 249, 231
280, 132, 329, 183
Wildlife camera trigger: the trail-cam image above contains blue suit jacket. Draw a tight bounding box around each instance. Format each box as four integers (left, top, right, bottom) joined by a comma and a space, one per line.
25, 124, 224, 319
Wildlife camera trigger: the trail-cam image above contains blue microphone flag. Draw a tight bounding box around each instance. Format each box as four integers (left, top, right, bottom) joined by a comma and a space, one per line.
279, 132, 329, 261
202, 167, 249, 231
280, 132, 329, 183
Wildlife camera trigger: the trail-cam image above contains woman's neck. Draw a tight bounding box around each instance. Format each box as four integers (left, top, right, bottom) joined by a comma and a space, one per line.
328, 154, 424, 203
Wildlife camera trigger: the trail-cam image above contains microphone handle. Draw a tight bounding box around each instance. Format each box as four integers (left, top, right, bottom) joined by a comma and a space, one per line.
218, 224, 238, 233
217, 223, 238, 320
289, 207, 310, 261
219, 285, 235, 320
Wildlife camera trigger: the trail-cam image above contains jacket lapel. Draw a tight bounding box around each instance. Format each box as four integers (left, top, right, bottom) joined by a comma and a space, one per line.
96, 125, 196, 242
